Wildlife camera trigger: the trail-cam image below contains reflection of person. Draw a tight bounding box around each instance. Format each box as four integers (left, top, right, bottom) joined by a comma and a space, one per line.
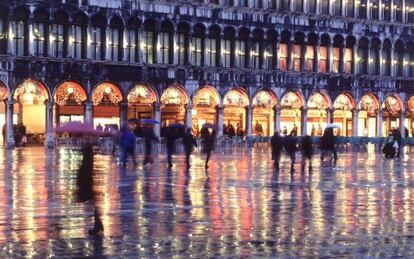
301, 135, 313, 170
284, 133, 298, 172
76, 139, 103, 236
183, 128, 198, 168
166, 127, 178, 169
270, 132, 282, 170
201, 127, 216, 169
227, 124, 235, 138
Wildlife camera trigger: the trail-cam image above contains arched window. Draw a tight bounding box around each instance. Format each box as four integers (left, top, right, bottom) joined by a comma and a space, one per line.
308, 0, 317, 13
12, 10, 27, 56
358, 0, 367, 19
357, 38, 369, 74
332, 0, 342, 15
394, 0, 403, 22
125, 17, 140, 63
159, 21, 173, 64
177, 22, 190, 65
206, 25, 220, 67
0, 7, 8, 55
252, 0, 262, 8
252, 30, 263, 69
51, 11, 67, 58
108, 17, 123, 62
91, 15, 106, 60
383, 0, 391, 21
320, 0, 329, 14
238, 0, 248, 7
382, 40, 392, 76
142, 20, 156, 64
346, 0, 354, 17
407, 42, 414, 77
332, 35, 344, 73
236, 28, 249, 68
370, 39, 381, 75
371, 0, 379, 19
264, 30, 277, 70
294, 0, 303, 12
222, 27, 235, 68
319, 34, 330, 73
408, 1, 414, 23
192, 24, 205, 66
33, 10, 49, 57
306, 33, 318, 72
279, 31, 290, 71
395, 40, 405, 76
280, 0, 290, 11
345, 36, 355, 73
293, 32, 304, 71
72, 12, 87, 59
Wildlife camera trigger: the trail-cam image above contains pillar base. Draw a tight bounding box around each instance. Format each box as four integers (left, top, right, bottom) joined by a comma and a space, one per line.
6, 140, 15, 149
44, 134, 55, 148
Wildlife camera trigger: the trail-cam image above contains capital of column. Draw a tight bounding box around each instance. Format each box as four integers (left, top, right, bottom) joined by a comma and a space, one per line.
120, 101, 128, 108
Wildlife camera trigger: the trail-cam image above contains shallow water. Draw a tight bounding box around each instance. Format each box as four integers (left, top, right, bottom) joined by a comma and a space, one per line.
0, 146, 413, 257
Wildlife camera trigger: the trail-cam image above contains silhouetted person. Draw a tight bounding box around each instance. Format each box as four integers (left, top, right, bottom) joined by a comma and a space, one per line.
393, 128, 402, 157
290, 124, 298, 136
320, 127, 337, 161
134, 123, 144, 138
227, 124, 235, 139
76, 140, 103, 236
160, 123, 167, 138
405, 127, 409, 138
166, 127, 178, 169
120, 125, 137, 168
282, 126, 288, 136
284, 133, 298, 172
301, 135, 313, 170
270, 132, 283, 170
182, 127, 198, 168
143, 126, 159, 166
201, 127, 215, 169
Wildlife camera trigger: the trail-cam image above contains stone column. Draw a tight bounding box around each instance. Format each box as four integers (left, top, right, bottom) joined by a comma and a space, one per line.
217, 106, 224, 136
28, 23, 34, 55
288, 41, 294, 71
119, 101, 128, 127
84, 101, 93, 125
44, 101, 55, 148
275, 105, 281, 133
315, 45, 320, 73
400, 110, 406, 138
155, 104, 161, 137
246, 106, 253, 136
301, 107, 308, 136
353, 109, 359, 136
185, 104, 193, 130
377, 109, 383, 137
328, 43, 333, 73
5, 100, 14, 149
328, 108, 334, 123
8, 21, 13, 55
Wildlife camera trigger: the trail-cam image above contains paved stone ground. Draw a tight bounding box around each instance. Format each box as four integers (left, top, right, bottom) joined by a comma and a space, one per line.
0, 145, 414, 257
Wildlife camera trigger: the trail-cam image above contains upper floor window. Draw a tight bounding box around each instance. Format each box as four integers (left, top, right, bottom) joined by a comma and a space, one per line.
332, 47, 340, 73
0, 19, 7, 54
125, 29, 137, 63
394, 0, 403, 22
308, 0, 317, 13
294, 0, 303, 12
279, 43, 288, 71
91, 27, 102, 60
358, 0, 367, 19
280, 0, 290, 11
177, 33, 187, 65
73, 25, 82, 59
371, 0, 379, 19
206, 38, 217, 67
159, 32, 170, 64
252, 42, 260, 69
192, 37, 203, 66
383, 0, 391, 21
346, 0, 354, 17
239, 0, 248, 7
306, 45, 314, 72
223, 0, 234, 6
235, 40, 246, 68
142, 30, 154, 64
293, 44, 301, 71
108, 27, 120, 61
408, 2, 414, 23
12, 21, 25, 56
344, 48, 353, 73
320, 0, 329, 14
319, 46, 328, 73
51, 24, 64, 58
332, 0, 341, 15
264, 44, 274, 70
222, 39, 231, 67
252, 0, 262, 8
33, 23, 46, 57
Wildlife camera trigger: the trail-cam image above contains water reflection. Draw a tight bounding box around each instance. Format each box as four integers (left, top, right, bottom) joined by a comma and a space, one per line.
0, 147, 413, 256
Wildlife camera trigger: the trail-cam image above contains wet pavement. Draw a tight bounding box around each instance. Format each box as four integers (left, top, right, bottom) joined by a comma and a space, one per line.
1, 146, 414, 257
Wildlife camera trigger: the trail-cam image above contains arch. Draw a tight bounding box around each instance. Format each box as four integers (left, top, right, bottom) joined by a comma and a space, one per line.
126, 16, 141, 29
320, 33, 331, 46
13, 79, 49, 102
252, 28, 264, 40
408, 95, 414, 114
54, 81, 87, 106
208, 24, 221, 36
91, 82, 123, 105
160, 85, 189, 106
33, 8, 50, 22
223, 26, 236, 38
193, 23, 206, 36
280, 90, 304, 109
109, 15, 124, 28
53, 10, 69, 24
238, 27, 250, 39
307, 32, 319, 45
193, 86, 221, 107
358, 93, 379, 112
127, 84, 158, 105
178, 21, 191, 33
294, 31, 305, 44
280, 30, 291, 43
252, 89, 277, 108
223, 87, 249, 107
333, 34, 344, 47
91, 13, 107, 27
72, 11, 89, 25
333, 92, 355, 110
143, 18, 157, 30
13, 6, 30, 20
382, 94, 403, 115
161, 19, 174, 32
266, 29, 278, 41
345, 35, 356, 48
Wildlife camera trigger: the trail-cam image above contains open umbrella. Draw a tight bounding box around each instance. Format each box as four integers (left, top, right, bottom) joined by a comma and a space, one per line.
326, 123, 340, 129
55, 121, 98, 135
140, 119, 160, 124
202, 123, 217, 129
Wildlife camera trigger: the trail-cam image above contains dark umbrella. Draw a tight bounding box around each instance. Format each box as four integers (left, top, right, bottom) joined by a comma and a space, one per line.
202, 123, 217, 130
140, 119, 160, 124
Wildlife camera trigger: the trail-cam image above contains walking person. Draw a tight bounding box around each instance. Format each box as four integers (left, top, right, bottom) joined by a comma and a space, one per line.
166, 127, 178, 169
143, 125, 159, 166
393, 128, 402, 157
201, 127, 216, 169
301, 135, 313, 171
182, 127, 198, 168
76, 138, 104, 236
120, 125, 137, 168
284, 133, 298, 172
320, 127, 337, 161
270, 131, 283, 170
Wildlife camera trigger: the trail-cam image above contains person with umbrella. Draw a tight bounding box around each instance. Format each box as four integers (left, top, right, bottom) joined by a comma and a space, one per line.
142, 120, 159, 166
120, 124, 137, 168
200, 127, 216, 169
182, 127, 198, 168
320, 125, 338, 161
166, 123, 185, 169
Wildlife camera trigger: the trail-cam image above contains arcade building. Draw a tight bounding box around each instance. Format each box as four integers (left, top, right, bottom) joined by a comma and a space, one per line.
1, 0, 414, 147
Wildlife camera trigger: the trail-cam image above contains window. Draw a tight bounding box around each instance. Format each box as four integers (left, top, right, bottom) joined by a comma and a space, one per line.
394, 0, 403, 22
252, 0, 262, 8
370, 48, 380, 75
408, 1, 414, 23
319, 46, 328, 73
280, 0, 290, 10
293, 44, 301, 71
73, 25, 82, 59
159, 32, 170, 64
125, 29, 137, 62
12, 21, 25, 56
371, 0, 379, 19
344, 48, 353, 73
177, 33, 186, 65
279, 43, 288, 71
332, 47, 340, 73
0, 19, 6, 54
252, 42, 260, 69
264, 45, 274, 70
108, 27, 119, 61
346, 0, 354, 17
382, 48, 391, 75
222, 39, 231, 67
192, 37, 202, 66
306, 46, 314, 72
357, 47, 368, 74
332, 0, 341, 15
295, 0, 303, 12
51, 24, 64, 58
321, 0, 329, 14
308, 0, 317, 13
224, 0, 234, 6
383, 0, 391, 21
239, 0, 248, 7
358, 0, 367, 18
142, 30, 154, 63
206, 38, 217, 67
91, 27, 102, 60
33, 23, 45, 56
268, 0, 277, 9
235, 40, 246, 68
